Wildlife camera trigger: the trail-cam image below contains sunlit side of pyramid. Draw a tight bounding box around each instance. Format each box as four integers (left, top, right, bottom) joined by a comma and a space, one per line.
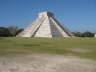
17, 12, 73, 37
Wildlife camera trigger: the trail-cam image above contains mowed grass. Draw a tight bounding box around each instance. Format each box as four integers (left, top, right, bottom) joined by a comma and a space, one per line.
0, 37, 96, 60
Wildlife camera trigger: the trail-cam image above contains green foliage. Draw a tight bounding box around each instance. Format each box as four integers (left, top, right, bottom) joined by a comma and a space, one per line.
73, 31, 94, 37
0, 27, 11, 37
82, 31, 94, 37
0, 26, 23, 37
8, 26, 23, 36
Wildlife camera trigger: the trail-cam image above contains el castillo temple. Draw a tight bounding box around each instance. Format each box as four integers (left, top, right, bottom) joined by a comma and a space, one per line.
17, 12, 73, 37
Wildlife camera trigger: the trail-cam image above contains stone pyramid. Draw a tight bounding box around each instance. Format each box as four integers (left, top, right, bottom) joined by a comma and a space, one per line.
17, 12, 73, 37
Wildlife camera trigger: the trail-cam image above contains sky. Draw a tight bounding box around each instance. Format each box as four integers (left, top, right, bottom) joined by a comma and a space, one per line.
0, 0, 96, 32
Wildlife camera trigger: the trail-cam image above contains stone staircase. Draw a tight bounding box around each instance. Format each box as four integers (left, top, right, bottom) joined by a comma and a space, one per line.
17, 17, 45, 37
51, 17, 73, 37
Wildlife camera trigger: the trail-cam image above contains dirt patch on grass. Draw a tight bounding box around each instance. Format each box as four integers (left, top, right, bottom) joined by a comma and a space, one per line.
68, 48, 91, 53
0, 54, 96, 72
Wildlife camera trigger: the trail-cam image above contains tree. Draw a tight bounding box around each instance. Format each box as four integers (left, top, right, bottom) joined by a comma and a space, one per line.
73, 31, 95, 37
72, 32, 82, 37
0, 27, 11, 37
82, 31, 94, 37
8, 26, 23, 36
16, 28, 23, 35
0, 26, 23, 37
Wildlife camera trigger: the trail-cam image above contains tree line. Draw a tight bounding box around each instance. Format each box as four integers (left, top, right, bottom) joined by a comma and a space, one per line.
72, 32, 95, 37
0, 26, 23, 37
0, 26, 95, 37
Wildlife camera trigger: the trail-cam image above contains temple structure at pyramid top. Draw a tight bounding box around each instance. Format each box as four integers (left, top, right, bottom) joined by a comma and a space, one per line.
17, 11, 73, 37
38, 12, 54, 18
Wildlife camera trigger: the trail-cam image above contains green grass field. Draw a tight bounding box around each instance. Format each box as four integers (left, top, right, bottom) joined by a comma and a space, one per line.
0, 37, 96, 60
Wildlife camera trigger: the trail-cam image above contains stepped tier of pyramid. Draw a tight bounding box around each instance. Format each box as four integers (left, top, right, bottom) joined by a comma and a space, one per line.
17, 12, 73, 37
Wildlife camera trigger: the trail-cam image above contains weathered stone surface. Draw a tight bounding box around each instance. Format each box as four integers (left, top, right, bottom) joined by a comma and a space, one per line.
17, 12, 73, 37
95, 34, 96, 37
0, 54, 96, 72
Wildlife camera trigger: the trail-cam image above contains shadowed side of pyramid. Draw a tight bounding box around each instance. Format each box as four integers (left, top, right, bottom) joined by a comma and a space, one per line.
17, 12, 73, 37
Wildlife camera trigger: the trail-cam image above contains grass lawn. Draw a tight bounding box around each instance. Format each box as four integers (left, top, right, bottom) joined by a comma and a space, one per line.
0, 37, 96, 60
